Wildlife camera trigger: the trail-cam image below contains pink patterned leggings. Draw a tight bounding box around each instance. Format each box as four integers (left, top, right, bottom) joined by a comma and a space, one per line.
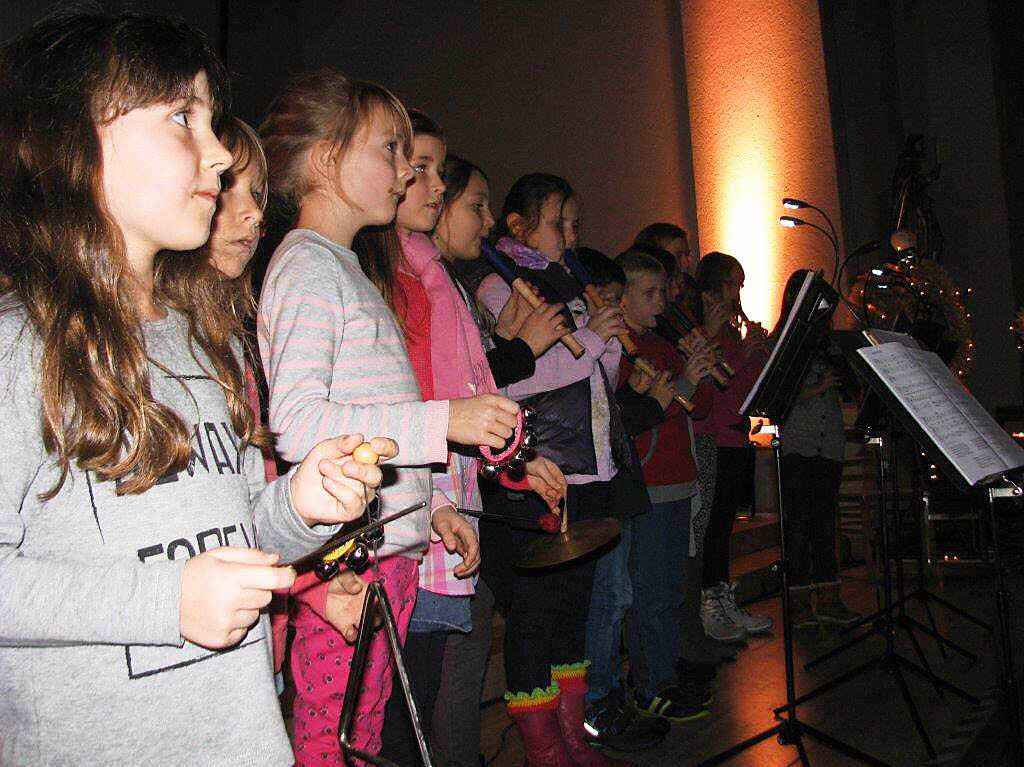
290, 555, 419, 767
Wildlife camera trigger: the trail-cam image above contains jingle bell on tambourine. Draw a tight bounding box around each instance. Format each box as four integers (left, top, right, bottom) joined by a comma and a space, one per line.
313, 537, 371, 580
480, 406, 537, 481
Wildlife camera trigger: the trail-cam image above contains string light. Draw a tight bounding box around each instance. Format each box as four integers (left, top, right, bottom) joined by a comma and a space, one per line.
865, 260, 974, 379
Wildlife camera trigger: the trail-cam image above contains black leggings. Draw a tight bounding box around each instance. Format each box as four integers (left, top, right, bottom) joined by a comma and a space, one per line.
780, 454, 842, 586
702, 446, 756, 587
377, 629, 448, 766
480, 474, 634, 692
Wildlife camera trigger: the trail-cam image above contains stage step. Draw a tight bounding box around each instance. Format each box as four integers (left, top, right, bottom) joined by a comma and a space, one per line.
923, 686, 1005, 766
729, 511, 779, 557
731, 544, 781, 604
728, 512, 781, 604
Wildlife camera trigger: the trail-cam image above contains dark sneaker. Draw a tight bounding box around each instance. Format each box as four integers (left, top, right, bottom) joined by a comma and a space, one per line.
815, 584, 862, 628
635, 685, 712, 723
584, 688, 669, 752
676, 658, 717, 686
816, 599, 862, 628
675, 660, 716, 706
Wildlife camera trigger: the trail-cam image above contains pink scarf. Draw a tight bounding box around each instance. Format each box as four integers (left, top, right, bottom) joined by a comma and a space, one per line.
399, 230, 497, 400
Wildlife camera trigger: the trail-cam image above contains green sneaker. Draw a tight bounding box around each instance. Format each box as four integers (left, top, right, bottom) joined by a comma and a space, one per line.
635, 685, 712, 723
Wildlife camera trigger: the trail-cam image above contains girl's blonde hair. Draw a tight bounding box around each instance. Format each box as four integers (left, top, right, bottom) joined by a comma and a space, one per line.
218, 115, 269, 211
202, 115, 269, 321
259, 68, 412, 218
0, 10, 267, 497
200, 115, 275, 456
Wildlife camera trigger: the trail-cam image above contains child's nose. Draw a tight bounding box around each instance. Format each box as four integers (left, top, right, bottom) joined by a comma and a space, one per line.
208, 137, 233, 172
242, 203, 262, 228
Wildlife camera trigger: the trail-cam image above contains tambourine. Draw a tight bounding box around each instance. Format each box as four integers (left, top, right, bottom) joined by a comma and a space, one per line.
479, 406, 537, 482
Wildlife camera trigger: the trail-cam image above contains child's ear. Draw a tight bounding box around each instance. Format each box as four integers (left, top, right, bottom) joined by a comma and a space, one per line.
308, 138, 337, 184
506, 212, 526, 240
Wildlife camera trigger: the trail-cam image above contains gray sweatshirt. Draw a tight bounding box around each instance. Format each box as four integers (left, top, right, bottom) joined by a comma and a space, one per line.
0, 305, 337, 765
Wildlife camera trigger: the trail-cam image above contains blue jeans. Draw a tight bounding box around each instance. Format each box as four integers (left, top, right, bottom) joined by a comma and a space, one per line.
407, 588, 473, 633
626, 496, 692, 698
584, 521, 633, 703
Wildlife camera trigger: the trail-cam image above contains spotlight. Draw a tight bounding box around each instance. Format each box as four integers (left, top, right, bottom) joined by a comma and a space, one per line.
780, 197, 840, 286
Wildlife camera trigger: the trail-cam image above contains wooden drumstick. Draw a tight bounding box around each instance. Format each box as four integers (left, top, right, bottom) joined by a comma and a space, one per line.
479, 239, 586, 359
662, 307, 733, 386
577, 283, 695, 413
512, 277, 586, 359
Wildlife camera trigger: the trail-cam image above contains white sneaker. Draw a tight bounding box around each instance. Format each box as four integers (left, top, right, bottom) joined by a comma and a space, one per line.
701, 585, 746, 642
719, 581, 773, 634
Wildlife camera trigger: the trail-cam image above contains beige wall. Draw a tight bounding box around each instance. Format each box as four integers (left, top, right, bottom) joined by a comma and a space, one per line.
225, 1, 699, 258
681, 0, 844, 325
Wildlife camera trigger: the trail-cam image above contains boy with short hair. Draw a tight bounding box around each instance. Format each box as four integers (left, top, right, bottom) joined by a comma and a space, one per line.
614, 249, 719, 721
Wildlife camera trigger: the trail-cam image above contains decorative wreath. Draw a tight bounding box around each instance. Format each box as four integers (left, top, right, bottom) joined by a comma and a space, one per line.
861, 259, 975, 379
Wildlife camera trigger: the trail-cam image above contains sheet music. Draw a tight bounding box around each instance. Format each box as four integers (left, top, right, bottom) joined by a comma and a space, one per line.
913, 349, 1024, 472
856, 343, 1024, 486
863, 329, 921, 349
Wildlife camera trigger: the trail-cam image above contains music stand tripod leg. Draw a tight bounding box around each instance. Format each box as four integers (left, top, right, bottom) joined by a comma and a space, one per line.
899, 435, 991, 652
700, 428, 887, 767
912, 587, 991, 631
337, 580, 434, 767
773, 432, 949, 761
902, 613, 977, 661
987, 486, 1024, 766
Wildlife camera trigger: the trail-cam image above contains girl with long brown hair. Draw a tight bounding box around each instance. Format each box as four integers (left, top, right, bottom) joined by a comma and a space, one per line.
0, 11, 386, 764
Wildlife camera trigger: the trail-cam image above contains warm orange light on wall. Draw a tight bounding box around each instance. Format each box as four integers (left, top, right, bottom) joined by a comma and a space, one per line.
681, 0, 844, 326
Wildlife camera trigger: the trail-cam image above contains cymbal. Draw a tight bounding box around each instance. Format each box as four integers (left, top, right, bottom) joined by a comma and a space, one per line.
516, 518, 621, 569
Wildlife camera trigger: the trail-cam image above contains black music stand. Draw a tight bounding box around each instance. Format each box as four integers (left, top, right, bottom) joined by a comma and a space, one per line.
851, 343, 1023, 764
778, 338, 1024, 765
698, 272, 887, 767
777, 333, 978, 762
816, 332, 988, 669
983, 481, 1024, 767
